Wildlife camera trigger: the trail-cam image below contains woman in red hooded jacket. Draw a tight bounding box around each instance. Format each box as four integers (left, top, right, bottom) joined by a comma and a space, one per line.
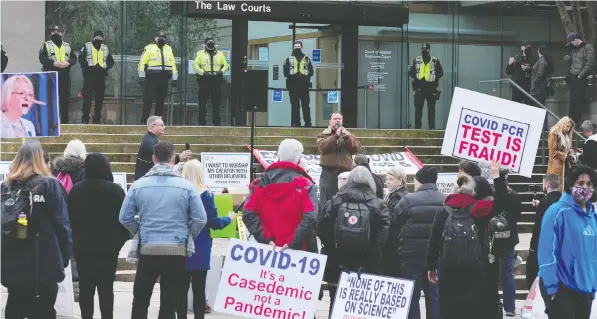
426, 160, 508, 319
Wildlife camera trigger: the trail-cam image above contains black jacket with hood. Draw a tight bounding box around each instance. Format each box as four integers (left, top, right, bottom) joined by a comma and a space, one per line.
580, 134, 597, 169
52, 155, 85, 185
317, 183, 390, 283
67, 153, 130, 258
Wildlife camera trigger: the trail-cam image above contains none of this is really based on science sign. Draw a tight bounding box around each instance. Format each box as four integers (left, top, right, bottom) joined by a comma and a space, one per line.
214, 239, 327, 319
441, 87, 546, 178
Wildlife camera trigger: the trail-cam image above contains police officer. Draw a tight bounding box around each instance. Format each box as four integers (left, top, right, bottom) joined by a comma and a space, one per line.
79, 30, 114, 124
1, 44, 7, 72
506, 42, 536, 105
283, 40, 314, 127
409, 43, 443, 130
138, 31, 177, 124
193, 37, 228, 126
39, 26, 77, 124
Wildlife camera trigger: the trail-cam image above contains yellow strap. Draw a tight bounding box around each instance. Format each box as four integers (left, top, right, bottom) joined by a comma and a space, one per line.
236, 215, 247, 241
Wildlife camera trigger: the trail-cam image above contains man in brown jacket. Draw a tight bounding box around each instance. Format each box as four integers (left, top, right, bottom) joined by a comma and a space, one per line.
316, 112, 360, 207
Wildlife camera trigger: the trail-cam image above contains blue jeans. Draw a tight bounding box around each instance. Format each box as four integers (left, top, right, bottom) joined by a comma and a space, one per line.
498, 249, 516, 313
400, 262, 439, 319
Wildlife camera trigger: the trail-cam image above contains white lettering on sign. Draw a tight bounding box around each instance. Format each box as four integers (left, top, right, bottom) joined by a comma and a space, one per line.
196, 1, 272, 13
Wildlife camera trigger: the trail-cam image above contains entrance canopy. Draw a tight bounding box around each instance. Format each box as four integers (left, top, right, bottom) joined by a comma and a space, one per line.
174, 1, 409, 27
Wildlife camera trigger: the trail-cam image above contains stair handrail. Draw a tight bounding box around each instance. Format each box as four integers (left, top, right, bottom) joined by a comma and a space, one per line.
478, 77, 587, 166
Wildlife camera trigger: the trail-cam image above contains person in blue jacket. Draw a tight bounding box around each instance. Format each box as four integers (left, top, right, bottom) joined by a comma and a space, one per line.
1, 140, 72, 319
538, 165, 597, 319
173, 159, 235, 319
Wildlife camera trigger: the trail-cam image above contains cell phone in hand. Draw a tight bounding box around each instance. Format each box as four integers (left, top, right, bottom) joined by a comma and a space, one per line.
185, 143, 191, 151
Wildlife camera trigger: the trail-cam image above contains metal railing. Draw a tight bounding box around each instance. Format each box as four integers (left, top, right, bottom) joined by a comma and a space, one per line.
478, 78, 586, 165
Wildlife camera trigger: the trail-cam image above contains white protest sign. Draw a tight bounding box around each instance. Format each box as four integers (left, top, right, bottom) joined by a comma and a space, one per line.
201, 153, 251, 193
441, 87, 545, 178
188, 255, 224, 311
436, 173, 458, 195
331, 272, 415, 319
214, 239, 327, 319
112, 172, 128, 193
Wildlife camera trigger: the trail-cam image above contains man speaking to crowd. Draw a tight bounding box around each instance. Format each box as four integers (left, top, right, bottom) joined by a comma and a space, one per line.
316, 112, 360, 207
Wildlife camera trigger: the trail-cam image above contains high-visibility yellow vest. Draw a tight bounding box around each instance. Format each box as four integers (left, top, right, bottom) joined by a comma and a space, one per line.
138, 43, 178, 80
289, 56, 309, 76
193, 49, 228, 75
415, 56, 437, 82
84, 42, 109, 68
44, 41, 71, 63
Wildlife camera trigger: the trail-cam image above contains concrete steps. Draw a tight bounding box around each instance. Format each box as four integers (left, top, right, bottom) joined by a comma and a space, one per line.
2, 124, 554, 301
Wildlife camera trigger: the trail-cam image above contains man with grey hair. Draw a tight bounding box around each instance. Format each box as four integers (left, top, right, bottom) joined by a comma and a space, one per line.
134, 116, 191, 180
243, 139, 318, 253
579, 120, 597, 169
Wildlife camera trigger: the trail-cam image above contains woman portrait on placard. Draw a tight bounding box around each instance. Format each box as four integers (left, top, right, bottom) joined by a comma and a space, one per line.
547, 116, 575, 192
0, 74, 46, 138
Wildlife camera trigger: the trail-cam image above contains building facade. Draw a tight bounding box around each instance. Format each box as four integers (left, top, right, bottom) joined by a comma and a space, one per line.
1, 1, 587, 128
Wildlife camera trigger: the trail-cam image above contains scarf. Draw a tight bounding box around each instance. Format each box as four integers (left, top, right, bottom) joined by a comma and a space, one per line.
143, 163, 182, 178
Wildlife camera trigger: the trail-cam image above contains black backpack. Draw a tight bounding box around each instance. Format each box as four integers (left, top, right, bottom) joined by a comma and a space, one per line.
1, 176, 44, 243
487, 212, 511, 256
334, 201, 374, 253
440, 203, 483, 267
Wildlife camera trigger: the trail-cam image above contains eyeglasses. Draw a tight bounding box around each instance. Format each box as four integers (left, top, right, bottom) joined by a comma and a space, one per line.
12, 92, 34, 100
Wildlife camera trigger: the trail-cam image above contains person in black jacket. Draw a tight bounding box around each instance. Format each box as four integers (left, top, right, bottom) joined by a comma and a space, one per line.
1, 43, 7, 72
39, 26, 77, 124
79, 30, 115, 124
530, 45, 555, 107
526, 173, 561, 289
426, 160, 507, 319
2, 140, 72, 319
67, 153, 129, 319
353, 154, 384, 199
506, 42, 537, 105
580, 120, 597, 170
389, 166, 445, 319
134, 116, 191, 180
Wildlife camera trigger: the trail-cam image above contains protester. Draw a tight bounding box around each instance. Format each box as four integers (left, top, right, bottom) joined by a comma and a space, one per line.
318, 166, 390, 315
243, 138, 318, 252
493, 169, 522, 317
527, 173, 561, 289
119, 141, 207, 318
506, 42, 536, 105
384, 167, 408, 211
1, 140, 72, 319
458, 159, 482, 177
547, 117, 575, 191
388, 166, 444, 319
175, 159, 235, 319
530, 45, 555, 107
316, 112, 360, 208
579, 120, 597, 170
67, 153, 129, 319
538, 165, 597, 319
134, 116, 191, 180
354, 154, 384, 199
565, 32, 596, 126
426, 160, 508, 319
52, 139, 87, 187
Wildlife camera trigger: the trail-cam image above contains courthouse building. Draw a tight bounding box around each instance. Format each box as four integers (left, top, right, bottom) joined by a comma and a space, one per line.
1, 1, 581, 129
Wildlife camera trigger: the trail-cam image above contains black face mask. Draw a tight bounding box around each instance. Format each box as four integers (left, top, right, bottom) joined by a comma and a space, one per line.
293, 48, 302, 55
422, 51, 430, 58
51, 34, 62, 44
92, 39, 102, 49
206, 42, 215, 50
157, 38, 165, 47
524, 49, 531, 56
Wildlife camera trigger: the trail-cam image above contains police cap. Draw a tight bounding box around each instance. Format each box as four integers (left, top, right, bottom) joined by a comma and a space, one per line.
421, 43, 431, 51
49, 25, 63, 34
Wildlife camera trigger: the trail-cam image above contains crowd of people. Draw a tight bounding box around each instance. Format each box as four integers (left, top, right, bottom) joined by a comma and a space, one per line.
1, 111, 596, 319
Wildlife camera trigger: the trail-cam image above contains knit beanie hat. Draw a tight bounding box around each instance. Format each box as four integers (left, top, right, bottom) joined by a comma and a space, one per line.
415, 166, 438, 184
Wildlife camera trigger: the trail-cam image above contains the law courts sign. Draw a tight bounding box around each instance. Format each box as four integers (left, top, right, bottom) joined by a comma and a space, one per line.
178, 1, 409, 26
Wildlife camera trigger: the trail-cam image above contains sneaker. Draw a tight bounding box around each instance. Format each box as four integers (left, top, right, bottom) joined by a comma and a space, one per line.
505, 311, 516, 317
204, 305, 212, 313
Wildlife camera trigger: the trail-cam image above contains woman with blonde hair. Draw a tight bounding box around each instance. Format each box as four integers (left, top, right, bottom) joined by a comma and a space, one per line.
1, 74, 46, 138
547, 117, 575, 192
384, 167, 408, 212
174, 159, 235, 318
1, 140, 71, 318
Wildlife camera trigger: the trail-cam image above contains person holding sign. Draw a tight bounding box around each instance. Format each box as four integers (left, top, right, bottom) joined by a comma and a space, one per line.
426, 160, 508, 319
547, 117, 575, 192
318, 166, 390, 315
243, 139, 319, 252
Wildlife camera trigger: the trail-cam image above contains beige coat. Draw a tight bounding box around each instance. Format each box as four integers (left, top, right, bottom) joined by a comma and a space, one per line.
546, 132, 569, 192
